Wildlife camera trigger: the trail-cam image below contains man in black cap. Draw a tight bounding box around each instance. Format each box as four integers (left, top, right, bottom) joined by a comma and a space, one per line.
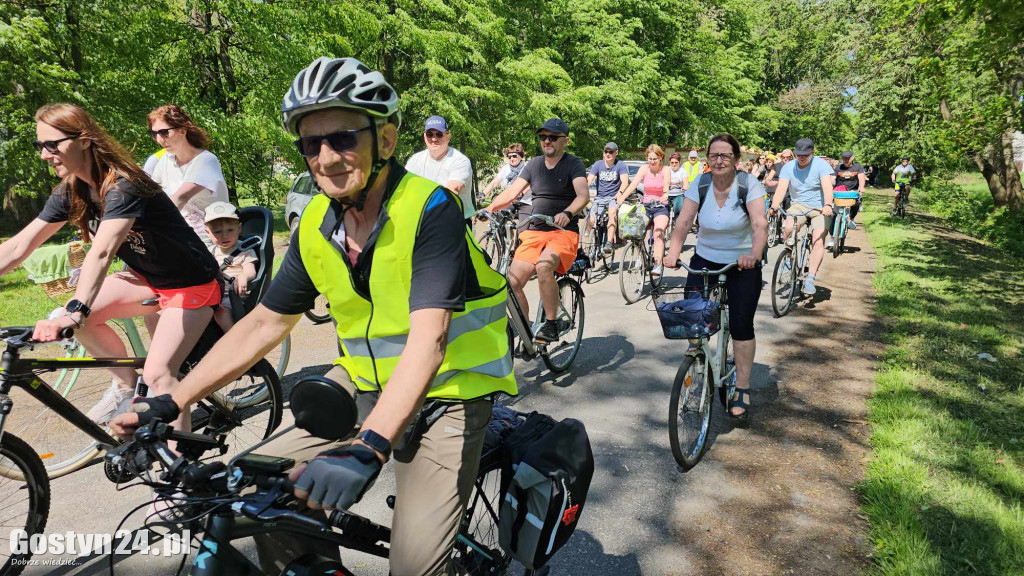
484, 118, 589, 342
770, 138, 835, 296
834, 150, 865, 229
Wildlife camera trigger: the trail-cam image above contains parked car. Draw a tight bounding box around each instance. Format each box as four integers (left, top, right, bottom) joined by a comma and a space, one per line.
285, 172, 315, 233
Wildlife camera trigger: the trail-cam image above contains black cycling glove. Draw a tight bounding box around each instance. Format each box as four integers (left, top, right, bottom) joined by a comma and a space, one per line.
127, 394, 181, 428
294, 444, 383, 511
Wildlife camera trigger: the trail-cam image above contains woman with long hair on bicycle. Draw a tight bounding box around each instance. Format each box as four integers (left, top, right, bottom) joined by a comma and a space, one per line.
146, 104, 229, 248
665, 133, 769, 419
617, 143, 671, 278
0, 103, 220, 429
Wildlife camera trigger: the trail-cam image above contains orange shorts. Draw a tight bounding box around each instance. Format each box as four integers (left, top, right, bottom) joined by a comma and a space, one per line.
152, 279, 221, 310
514, 230, 579, 274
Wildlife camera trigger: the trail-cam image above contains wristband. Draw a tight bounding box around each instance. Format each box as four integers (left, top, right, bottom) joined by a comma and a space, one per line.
560, 210, 574, 219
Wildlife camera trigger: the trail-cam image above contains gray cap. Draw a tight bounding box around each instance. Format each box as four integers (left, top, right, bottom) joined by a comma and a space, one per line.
604, 142, 618, 151
204, 201, 239, 223
841, 150, 854, 159
537, 118, 570, 136
794, 138, 815, 155
688, 150, 699, 158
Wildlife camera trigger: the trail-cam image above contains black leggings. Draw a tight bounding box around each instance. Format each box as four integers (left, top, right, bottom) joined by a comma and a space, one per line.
685, 253, 762, 341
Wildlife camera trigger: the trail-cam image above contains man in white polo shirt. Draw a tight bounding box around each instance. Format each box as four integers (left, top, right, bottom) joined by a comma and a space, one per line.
405, 115, 475, 221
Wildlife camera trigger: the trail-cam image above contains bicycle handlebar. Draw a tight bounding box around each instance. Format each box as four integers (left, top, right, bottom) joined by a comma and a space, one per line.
0, 325, 76, 345
668, 261, 740, 275
525, 214, 565, 230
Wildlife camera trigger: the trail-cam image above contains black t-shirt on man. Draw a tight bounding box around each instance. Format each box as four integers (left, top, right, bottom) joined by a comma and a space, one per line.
38, 177, 219, 289
517, 153, 587, 233
835, 162, 865, 191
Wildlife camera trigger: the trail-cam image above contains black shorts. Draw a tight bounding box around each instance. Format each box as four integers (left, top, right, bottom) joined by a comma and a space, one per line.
684, 253, 762, 341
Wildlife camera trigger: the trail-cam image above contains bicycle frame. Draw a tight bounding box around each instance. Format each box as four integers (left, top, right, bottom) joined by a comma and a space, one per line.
682, 273, 734, 394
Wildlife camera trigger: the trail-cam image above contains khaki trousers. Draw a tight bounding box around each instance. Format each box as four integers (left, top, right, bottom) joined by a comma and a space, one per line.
253, 368, 493, 576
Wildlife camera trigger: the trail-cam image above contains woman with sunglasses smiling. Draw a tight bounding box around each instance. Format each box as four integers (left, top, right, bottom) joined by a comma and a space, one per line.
616, 143, 672, 278
0, 103, 221, 429
146, 104, 229, 247
480, 142, 529, 204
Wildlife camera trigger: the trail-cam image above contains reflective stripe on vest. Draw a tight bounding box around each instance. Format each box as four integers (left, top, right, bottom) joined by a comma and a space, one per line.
298, 173, 517, 400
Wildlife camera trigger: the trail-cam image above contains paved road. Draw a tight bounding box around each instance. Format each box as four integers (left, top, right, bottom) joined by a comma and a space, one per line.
18, 227, 872, 575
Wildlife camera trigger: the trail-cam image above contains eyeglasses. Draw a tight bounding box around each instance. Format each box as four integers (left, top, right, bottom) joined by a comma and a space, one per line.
32, 134, 80, 154
506, 153, 521, 159
425, 130, 446, 139
708, 153, 735, 162
538, 134, 564, 143
148, 128, 174, 140
293, 126, 372, 158
604, 149, 616, 154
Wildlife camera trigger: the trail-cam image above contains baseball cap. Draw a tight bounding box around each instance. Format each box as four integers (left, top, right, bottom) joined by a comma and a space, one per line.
424, 115, 448, 132
205, 201, 239, 223
841, 150, 853, 159
901, 156, 910, 160
794, 138, 815, 155
688, 150, 699, 159
604, 142, 618, 151
536, 118, 569, 136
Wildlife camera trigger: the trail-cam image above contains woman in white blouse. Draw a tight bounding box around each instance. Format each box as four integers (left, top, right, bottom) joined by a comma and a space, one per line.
666, 133, 769, 419
146, 105, 228, 247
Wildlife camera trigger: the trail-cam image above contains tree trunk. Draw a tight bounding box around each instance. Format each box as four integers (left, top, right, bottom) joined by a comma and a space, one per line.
971, 127, 1023, 213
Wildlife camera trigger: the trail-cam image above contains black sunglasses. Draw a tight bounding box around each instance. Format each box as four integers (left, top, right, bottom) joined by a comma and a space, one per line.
294, 126, 372, 158
604, 149, 617, 154
506, 153, 521, 159
148, 128, 174, 139
32, 134, 80, 154
538, 134, 564, 143
425, 130, 446, 139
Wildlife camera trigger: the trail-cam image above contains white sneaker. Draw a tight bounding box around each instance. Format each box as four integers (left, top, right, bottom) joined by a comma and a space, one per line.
826, 237, 835, 248
87, 381, 134, 424
785, 236, 795, 247
148, 491, 188, 524
802, 276, 817, 296
651, 264, 663, 278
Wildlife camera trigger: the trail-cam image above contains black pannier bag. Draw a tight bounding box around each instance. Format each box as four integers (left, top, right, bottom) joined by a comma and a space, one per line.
498, 412, 594, 569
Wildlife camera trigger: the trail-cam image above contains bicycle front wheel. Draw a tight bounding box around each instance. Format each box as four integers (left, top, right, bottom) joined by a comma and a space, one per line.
193, 359, 283, 461
0, 433, 50, 576
766, 213, 780, 248
669, 353, 713, 470
831, 214, 844, 259
304, 295, 331, 324
771, 247, 798, 317
540, 277, 585, 374
618, 241, 646, 304
451, 455, 511, 575
479, 231, 501, 271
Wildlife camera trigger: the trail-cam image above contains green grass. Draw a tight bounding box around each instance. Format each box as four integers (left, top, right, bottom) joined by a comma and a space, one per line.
858, 191, 1024, 575
914, 173, 1024, 258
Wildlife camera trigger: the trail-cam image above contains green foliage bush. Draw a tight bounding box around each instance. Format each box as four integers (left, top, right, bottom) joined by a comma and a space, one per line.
916, 179, 1024, 258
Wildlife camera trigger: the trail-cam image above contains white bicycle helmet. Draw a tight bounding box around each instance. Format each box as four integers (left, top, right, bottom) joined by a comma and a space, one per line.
281, 57, 401, 136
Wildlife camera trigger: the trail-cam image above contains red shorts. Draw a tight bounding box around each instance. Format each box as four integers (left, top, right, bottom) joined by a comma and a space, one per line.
514, 230, 579, 274
152, 279, 221, 310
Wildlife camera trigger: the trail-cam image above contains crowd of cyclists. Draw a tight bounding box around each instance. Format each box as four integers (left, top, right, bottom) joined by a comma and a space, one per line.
0, 55, 917, 576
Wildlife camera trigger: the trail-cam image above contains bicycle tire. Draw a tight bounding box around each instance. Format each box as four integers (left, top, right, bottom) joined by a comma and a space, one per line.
451, 456, 511, 575
771, 247, 798, 318
540, 277, 585, 374
0, 433, 50, 576
618, 241, 646, 304
669, 353, 713, 470
304, 294, 331, 324
479, 231, 501, 271
831, 216, 843, 259
192, 359, 283, 462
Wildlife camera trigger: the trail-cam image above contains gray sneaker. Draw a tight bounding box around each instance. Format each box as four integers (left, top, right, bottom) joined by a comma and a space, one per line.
825, 237, 835, 248
87, 381, 134, 424
848, 220, 857, 230
802, 276, 817, 296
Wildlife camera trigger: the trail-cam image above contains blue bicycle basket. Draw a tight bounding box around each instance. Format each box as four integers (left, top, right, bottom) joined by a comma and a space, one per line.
654, 291, 721, 340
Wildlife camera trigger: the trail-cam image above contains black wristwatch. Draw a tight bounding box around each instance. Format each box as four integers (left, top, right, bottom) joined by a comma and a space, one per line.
356, 429, 392, 460
65, 299, 92, 318
560, 210, 574, 220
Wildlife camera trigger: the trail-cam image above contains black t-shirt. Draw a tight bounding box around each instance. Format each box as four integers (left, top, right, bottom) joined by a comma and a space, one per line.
834, 162, 865, 191
38, 177, 218, 289
261, 163, 479, 315
518, 153, 587, 233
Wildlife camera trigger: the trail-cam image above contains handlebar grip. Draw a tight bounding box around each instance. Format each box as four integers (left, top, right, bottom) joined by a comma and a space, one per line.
58, 327, 75, 339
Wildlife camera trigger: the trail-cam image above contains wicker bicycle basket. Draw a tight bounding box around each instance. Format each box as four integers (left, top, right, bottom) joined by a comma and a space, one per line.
40, 242, 87, 298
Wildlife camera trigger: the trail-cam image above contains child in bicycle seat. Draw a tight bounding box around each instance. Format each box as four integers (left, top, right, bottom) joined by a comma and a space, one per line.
204, 202, 256, 332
